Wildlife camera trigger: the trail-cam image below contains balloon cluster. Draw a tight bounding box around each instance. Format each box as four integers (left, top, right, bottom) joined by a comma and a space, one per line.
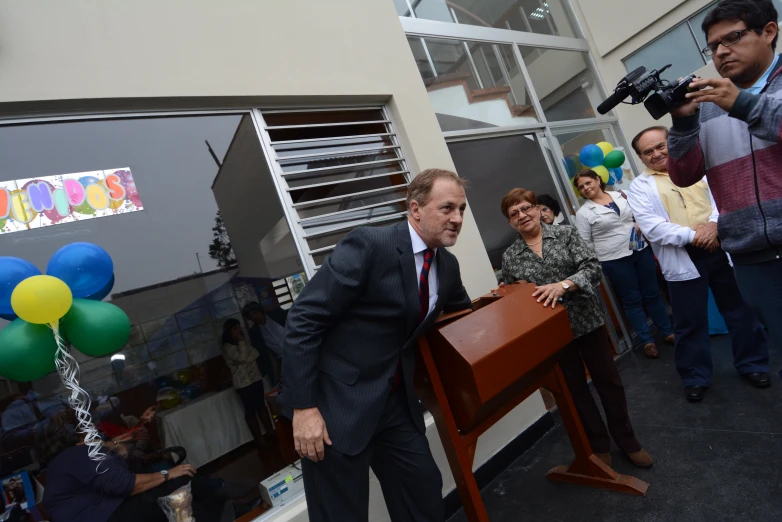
0, 243, 130, 381
562, 142, 626, 188
0, 243, 131, 463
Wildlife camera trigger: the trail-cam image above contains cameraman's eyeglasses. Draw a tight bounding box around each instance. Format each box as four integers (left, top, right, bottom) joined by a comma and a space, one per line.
702, 29, 752, 57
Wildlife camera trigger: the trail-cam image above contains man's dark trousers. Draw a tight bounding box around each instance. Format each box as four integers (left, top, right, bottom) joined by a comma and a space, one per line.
301, 383, 443, 522
733, 256, 782, 377
667, 246, 769, 387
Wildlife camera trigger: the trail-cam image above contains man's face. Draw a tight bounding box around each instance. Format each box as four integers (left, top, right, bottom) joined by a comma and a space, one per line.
250, 310, 266, 324
708, 20, 777, 86
635, 129, 669, 172
409, 179, 467, 248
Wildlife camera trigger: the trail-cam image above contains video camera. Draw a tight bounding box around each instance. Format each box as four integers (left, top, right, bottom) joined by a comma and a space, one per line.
597, 64, 698, 120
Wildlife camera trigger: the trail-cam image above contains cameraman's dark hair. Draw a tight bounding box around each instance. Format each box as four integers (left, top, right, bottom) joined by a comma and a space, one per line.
573, 169, 607, 193
702, 0, 778, 50
631, 126, 669, 155
536, 194, 561, 216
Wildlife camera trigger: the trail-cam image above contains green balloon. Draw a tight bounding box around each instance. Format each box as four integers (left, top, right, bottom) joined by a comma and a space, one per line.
62, 299, 131, 357
0, 320, 58, 381
604, 150, 626, 169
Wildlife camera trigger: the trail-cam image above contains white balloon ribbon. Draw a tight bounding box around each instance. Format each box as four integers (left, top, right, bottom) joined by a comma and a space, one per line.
51, 322, 106, 463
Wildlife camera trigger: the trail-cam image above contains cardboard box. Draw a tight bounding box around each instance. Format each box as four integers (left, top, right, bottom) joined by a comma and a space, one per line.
260, 461, 304, 507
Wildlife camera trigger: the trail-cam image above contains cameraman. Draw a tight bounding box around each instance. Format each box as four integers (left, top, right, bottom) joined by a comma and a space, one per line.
667, 0, 782, 377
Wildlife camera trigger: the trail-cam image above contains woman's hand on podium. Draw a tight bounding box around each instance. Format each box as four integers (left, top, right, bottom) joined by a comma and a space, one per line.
532, 283, 566, 308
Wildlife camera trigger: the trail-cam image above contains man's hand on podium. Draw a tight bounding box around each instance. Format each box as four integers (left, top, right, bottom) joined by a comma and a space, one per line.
293, 407, 332, 462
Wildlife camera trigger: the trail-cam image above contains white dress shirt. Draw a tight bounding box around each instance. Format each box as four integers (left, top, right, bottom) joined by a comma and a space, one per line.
627, 169, 720, 282
408, 221, 438, 315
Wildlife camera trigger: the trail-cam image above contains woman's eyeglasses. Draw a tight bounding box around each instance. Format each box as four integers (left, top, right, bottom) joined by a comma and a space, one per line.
508, 205, 538, 220
702, 29, 752, 57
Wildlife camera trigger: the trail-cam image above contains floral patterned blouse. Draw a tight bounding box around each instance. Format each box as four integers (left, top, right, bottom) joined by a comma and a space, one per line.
222, 340, 263, 389
501, 223, 605, 339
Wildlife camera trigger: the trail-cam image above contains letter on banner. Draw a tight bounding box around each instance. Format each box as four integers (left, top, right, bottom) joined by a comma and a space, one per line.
0, 188, 9, 219
11, 191, 34, 224
85, 183, 109, 210
52, 189, 71, 217
27, 182, 54, 212
105, 173, 126, 200
63, 179, 85, 206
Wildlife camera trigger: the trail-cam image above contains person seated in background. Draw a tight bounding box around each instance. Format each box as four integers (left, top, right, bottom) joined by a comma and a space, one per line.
628, 126, 770, 403
242, 302, 284, 386
221, 318, 275, 448
537, 194, 566, 225
37, 413, 236, 522
574, 169, 674, 359
500, 187, 652, 468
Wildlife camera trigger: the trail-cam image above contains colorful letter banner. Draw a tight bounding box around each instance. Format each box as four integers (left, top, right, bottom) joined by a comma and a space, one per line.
0, 168, 143, 235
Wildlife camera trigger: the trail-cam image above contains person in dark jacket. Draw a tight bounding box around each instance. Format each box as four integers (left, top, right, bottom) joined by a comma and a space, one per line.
37, 414, 231, 522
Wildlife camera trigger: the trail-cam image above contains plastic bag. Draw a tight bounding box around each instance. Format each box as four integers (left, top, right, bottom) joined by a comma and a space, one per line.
157, 482, 195, 522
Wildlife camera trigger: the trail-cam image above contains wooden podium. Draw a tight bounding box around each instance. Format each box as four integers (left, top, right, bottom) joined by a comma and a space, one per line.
415, 282, 648, 522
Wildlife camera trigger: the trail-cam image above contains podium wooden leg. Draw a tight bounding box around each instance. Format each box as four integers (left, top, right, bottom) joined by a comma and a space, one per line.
542, 365, 649, 496
418, 339, 490, 522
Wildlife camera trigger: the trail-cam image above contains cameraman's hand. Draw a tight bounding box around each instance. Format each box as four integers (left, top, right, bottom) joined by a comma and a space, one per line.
685, 78, 740, 113
670, 77, 700, 118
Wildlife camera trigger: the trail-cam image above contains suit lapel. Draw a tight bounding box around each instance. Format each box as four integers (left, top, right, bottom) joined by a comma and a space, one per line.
396, 222, 420, 336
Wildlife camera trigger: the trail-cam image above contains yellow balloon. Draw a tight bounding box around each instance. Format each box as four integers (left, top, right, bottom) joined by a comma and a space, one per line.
596, 142, 614, 156
11, 275, 73, 325
592, 165, 610, 184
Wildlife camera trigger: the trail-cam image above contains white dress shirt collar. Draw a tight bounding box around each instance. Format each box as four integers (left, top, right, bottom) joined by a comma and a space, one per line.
407, 221, 438, 257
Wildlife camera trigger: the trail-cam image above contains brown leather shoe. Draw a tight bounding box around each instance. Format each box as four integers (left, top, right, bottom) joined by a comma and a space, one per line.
643, 343, 660, 358
627, 448, 653, 468
663, 334, 675, 345
595, 452, 612, 467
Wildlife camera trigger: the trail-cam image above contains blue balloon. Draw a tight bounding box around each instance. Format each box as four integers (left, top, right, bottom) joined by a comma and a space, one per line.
609, 167, 624, 185
0, 313, 18, 321
579, 144, 605, 168
47, 243, 114, 298
0, 257, 41, 316
562, 156, 577, 178
84, 274, 115, 301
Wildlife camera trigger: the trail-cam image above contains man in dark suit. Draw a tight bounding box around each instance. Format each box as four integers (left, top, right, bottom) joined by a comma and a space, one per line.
279, 168, 473, 522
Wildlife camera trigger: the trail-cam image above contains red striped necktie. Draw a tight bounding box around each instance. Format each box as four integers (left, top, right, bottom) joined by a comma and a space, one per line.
391, 248, 435, 392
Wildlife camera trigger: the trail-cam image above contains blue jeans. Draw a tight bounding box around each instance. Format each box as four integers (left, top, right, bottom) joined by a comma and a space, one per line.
733, 257, 782, 377
601, 247, 673, 345
667, 247, 769, 387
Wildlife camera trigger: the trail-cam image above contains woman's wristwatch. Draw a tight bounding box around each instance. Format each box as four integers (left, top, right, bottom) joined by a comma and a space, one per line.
560, 281, 571, 292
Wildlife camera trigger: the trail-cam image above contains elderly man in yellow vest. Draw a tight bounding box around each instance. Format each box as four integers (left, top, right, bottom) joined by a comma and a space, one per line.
626, 126, 770, 403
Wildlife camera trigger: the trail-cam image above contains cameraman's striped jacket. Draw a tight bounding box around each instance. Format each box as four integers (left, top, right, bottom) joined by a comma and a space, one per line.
667, 54, 782, 264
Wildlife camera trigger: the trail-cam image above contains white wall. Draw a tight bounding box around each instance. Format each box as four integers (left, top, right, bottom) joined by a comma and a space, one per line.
0, 1, 548, 520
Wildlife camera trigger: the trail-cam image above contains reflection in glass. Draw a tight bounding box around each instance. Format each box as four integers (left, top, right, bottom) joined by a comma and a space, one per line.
624, 24, 707, 84
406, 0, 577, 37
407, 37, 538, 131
0, 114, 303, 511
520, 47, 600, 121
446, 134, 560, 268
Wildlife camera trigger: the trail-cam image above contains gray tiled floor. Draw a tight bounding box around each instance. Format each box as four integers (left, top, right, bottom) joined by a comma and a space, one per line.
448, 335, 782, 522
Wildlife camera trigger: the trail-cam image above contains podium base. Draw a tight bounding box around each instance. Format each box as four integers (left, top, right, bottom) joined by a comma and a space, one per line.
546, 454, 649, 496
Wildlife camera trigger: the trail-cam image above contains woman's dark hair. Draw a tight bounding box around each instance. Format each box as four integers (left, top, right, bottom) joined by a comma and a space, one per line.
536, 194, 561, 216
222, 318, 241, 345
702, 0, 778, 50
573, 169, 607, 193
35, 412, 79, 467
